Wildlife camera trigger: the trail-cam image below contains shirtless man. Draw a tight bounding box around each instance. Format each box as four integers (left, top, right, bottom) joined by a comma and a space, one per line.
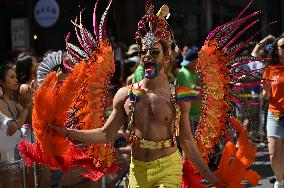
50, 2, 221, 188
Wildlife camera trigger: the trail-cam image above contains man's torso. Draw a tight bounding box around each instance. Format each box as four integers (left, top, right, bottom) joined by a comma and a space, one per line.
124, 86, 177, 161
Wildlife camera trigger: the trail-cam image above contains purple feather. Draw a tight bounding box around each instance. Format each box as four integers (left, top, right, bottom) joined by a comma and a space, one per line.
218, 11, 260, 48
77, 8, 93, 53
230, 60, 256, 70
207, 23, 227, 40
223, 19, 259, 51
233, 82, 264, 89
99, 0, 112, 40
93, 0, 99, 41
73, 17, 90, 54
82, 27, 94, 50
233, 68, 263, 79
65, 33, 83, 62
208, 0, 254, 41
102, 0, 112, 39
234, 0, 254, 21
229, 21, 277, 57
63, 61, 74, 72
102, 16, 108, 39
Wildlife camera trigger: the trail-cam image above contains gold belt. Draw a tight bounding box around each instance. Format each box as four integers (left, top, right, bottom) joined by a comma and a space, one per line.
130, 134, 176, 149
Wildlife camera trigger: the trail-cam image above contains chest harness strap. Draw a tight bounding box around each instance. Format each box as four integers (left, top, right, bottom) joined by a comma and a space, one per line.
127, 84, 181, 149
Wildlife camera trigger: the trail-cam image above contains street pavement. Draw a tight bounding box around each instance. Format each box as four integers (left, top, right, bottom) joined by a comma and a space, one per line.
245, 142, 274, 188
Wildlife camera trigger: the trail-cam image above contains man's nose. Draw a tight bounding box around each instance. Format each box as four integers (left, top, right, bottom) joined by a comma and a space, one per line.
143, 55, 152, 62
146, 50, 151, 56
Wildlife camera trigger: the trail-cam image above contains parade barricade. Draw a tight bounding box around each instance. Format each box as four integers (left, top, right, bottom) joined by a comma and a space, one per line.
0, 160, 51, 188
0, 160, 24, 188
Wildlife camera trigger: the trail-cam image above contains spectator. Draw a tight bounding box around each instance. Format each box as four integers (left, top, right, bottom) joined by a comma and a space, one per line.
16, 52, 38, 123
126, 44, 140, 60
0, 65, 32, 161
262, 33, 284, 188
122, 59, 138, 86
0, 86, 19, 160
123, 44, 140, 85
181, 45, 189, 60
249, 35, 275, 72
175, 47, 201, 133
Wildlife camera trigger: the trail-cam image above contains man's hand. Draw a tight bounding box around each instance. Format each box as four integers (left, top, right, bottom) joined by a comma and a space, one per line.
21, 87, 33, 107
48, 124, 67, 137
260, 35, 275, 43
7, 121, 19, 136
207, 171, 226, 187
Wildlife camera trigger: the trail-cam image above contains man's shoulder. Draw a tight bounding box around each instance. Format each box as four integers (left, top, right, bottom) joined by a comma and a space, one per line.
111, 87, 129, 109
115, 87, 129, 99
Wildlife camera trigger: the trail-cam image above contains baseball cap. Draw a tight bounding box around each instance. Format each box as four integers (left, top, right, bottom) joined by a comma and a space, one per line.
181, 47, 199, 67
126, 44, 139, 56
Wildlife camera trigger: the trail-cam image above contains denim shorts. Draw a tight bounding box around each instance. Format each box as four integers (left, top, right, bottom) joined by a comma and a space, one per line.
266, 112, 284, 138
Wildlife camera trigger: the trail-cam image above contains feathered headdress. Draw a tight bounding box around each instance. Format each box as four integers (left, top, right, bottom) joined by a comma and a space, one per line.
135, 0, 175, 56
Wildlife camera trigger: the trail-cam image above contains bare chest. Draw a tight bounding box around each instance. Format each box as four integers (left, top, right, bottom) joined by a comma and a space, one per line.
125, 92, 175, 125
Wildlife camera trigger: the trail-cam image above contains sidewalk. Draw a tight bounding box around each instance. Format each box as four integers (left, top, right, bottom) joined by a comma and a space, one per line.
244, 142, 274, 188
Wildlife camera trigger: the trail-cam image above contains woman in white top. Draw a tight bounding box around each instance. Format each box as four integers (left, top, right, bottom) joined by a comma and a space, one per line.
0, 65, 32, 162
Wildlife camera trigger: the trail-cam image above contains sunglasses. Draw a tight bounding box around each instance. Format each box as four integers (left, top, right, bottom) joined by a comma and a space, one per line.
278, 45, 284, 49
139, 49, 160, 57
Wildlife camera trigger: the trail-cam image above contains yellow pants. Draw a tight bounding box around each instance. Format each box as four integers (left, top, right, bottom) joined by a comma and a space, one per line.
129, 150, 182, 188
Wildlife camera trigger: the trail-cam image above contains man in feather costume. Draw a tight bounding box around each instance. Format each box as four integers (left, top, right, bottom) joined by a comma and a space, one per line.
49, 1, 221, 187
20, 0, 264, 187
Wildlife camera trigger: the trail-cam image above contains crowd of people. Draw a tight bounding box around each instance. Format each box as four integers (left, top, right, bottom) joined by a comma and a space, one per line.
0, 34, 282, 187
0, 1, 284, 188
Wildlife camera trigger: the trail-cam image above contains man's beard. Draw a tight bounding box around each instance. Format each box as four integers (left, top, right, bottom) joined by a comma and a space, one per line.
142, 60, 160, 79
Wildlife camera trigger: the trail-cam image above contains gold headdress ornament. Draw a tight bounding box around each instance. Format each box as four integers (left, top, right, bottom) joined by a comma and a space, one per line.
135, 0, 175, 56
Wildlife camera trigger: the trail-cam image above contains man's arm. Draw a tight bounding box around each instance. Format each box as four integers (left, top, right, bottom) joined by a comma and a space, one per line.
251, 35, 275, 58
51, 87, 128, 144
178, 101, 220, 184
